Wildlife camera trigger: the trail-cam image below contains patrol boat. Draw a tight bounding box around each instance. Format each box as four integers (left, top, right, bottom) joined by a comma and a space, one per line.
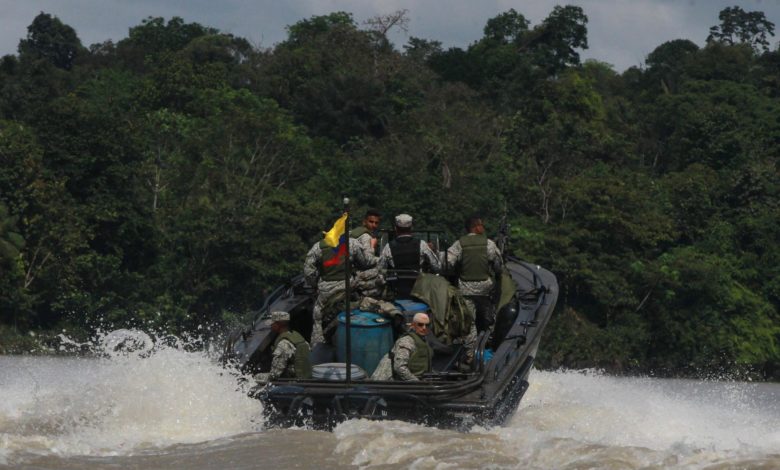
222, 229, 558, 430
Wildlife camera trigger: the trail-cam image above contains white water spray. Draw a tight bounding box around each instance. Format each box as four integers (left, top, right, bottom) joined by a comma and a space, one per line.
330, 369, 779, 468
0, 330, 263, 463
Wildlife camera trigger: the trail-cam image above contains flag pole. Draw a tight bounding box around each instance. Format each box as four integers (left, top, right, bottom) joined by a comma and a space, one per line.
343, 196, 352, 385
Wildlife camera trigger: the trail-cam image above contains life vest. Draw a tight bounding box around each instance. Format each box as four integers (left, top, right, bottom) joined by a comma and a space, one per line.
274, 330, 312, 379
459, 234, 490, 281
389, 236, 420, 270
319, 240, 346, 281
394, 332, 432, 378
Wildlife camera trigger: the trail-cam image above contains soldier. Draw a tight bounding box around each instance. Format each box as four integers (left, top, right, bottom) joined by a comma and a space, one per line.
255, 311, 312, 381
371, 312, 433, 381
378, 214, 441, 273
446, 214, 503, 332
350, 209, 381, 267
350, 209, 384, 296
303, 232, 368, 345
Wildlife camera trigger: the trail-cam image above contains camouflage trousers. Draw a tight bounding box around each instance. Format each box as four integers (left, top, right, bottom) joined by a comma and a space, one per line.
460, 279, 496, 334
453, 321, 477, 365
312, 279, 346, 345
370, 354, 393, 381
353, 267, 385, 298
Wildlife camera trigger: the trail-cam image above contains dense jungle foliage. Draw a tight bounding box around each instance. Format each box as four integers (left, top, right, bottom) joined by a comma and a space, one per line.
0, 6, 778, 378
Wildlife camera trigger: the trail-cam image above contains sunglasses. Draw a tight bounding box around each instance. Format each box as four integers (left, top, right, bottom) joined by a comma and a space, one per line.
414, 322, 429, 328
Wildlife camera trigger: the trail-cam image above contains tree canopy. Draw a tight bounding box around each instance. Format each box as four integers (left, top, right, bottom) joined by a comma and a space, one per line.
0, 9, 778, 379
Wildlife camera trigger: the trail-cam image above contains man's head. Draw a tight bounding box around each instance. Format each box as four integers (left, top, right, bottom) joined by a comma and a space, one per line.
411, 312, 430, 336
465, 214, 484, 234
363, 209, 381, 232
394, 213, 413, 235
270, 311, 290, 333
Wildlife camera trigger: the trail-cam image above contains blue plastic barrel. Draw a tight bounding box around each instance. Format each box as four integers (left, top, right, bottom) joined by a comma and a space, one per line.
393, 300, 430, 328
337, 310, 394, 375
394, 299, 429, 313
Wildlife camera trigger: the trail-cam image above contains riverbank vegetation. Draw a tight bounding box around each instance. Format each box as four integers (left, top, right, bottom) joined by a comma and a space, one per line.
1, 7, 778, 378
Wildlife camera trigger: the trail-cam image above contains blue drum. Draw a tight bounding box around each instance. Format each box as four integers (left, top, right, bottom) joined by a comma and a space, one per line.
336, 310, 394, 375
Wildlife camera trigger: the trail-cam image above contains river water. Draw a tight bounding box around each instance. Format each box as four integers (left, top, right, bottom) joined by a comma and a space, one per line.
1, 335, 778, 469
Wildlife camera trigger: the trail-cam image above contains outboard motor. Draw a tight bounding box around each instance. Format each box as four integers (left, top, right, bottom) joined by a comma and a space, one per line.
491, 298, 519, 348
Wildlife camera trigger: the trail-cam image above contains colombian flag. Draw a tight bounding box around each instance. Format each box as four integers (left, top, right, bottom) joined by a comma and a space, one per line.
323, 213, 348, 267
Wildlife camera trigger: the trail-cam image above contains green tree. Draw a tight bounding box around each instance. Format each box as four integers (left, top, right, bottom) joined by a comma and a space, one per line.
483, 9, 530, 44
707, 6, 775, 53
117, 16, 218, 71
644, 39, 699, 94
0, 202, 24, 267
525, 5, 588, 75
18, 12, 85, 70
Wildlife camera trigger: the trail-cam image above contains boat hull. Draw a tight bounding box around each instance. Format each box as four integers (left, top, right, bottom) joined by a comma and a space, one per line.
225, 257, 558, 430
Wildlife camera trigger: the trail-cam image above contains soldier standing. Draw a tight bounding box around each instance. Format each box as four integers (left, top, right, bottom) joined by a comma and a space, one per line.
446, 214, 503, 332
303, 231, 367, 345
378, 214, 441, 273
255, 311, 312, 381
349, 209, 381, 266
350, 209, 384, 296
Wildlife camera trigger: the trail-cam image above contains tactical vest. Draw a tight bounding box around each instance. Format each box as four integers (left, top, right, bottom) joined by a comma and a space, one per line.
319, 240, 346, 281
389, 236, 420, 270
395, 332, 432, 378
459, 234, 490, 281
350, 226, 369, 239
274, 330, 312, 379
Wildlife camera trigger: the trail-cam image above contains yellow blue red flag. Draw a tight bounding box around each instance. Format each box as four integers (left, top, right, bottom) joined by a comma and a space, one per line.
323, 213, 348, 267
323, 213, 348, 248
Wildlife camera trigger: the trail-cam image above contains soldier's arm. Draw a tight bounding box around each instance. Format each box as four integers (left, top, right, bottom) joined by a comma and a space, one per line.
392, 337, 419, 381
487, 239, 503, 274
303, 243, 321, 288
358, 233, 379, 267
349, 238, 369, 269
421, 241, 441, 274
378, 244, 393, 270
446, 240, 462, 269
268, 340, 295, 380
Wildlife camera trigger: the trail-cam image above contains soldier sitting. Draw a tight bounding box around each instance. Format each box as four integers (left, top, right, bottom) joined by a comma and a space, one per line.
255, 311, 312, 382
371, 313, 433, 381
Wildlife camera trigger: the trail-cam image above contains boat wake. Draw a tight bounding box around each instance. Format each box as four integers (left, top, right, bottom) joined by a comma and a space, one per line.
2, 343, 778, 469
330, 369, 780, 468
0, 330, 262, 464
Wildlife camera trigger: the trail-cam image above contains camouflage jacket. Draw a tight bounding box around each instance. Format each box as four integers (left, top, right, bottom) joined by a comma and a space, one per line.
446, 235, 503, 295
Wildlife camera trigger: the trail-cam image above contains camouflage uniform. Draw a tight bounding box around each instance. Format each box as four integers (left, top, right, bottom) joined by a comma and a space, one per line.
378, 237, 442, 273
446, 234, 503, 295
303, 240, 367, 345
256, 336, 300, 381
352, 267, 385, 297
352, 231, 379, 268
447, 234, 501, 364
370, 334, 426, 381
350, 231, 383, 297
371, 353, 393, 381
358, 296, 402, 318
